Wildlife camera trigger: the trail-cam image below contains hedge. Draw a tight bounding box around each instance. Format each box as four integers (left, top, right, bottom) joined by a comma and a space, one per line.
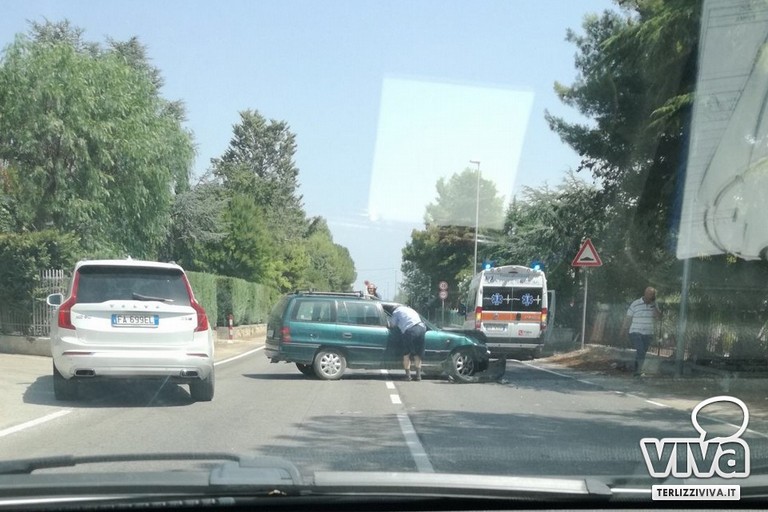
187, 271, 218, 329
216, 276, 276, 326
187, 272, 277, 327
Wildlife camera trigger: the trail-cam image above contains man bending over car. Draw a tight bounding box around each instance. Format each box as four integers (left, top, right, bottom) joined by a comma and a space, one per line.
391, 305, 426, 381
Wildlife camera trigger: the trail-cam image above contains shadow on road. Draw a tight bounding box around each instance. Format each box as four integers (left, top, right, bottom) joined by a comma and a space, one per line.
23, 375, 195, 408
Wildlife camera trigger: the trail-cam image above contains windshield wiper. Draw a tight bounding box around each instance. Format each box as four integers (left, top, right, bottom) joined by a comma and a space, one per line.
0, 453, 239, 475
132, 292, 174, 303
0, 453, 301, 484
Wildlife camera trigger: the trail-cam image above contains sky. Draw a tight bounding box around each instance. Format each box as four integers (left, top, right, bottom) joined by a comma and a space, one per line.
0, 0, 617, 299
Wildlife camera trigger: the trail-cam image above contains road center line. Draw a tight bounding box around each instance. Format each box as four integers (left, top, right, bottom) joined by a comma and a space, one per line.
0, 410, 71, 438
390, 394, 401, 404
386, 381, 395, 389
397, 412, 434, 473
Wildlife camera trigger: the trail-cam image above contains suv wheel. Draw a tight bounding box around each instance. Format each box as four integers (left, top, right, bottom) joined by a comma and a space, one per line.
52, 362, 78, 401
296, 363, 315, 377
313, 349, 347, 380
189, 371, 215, 402
450, 350, 477, 383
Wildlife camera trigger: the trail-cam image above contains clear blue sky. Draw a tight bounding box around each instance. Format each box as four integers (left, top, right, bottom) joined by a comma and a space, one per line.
0, 0, 616, 298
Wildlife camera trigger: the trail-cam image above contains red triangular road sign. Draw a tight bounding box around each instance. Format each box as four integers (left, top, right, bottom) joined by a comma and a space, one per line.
572, 238, 602, 267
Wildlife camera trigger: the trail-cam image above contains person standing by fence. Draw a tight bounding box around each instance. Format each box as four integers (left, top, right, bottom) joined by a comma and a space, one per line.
622, 286, 661, 377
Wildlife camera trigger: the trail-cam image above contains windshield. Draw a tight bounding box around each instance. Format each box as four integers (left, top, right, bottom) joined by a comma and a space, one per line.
2, 0, 768, 507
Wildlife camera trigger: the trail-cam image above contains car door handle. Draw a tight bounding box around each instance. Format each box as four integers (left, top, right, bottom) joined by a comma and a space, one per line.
309, 333, 318, 339
342, 333, 353, 339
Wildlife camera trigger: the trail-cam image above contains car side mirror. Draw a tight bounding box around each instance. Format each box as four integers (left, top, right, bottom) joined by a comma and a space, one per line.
47, 293, 63, 306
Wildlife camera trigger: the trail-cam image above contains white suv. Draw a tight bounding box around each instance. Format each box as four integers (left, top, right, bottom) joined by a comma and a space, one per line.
47, 259, 215, 401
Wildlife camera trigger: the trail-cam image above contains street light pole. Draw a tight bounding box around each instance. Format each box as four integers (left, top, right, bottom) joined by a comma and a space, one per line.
469, 160, 481, 273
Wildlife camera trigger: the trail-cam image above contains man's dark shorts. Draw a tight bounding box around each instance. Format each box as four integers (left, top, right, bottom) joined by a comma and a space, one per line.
401, 323, 427, 357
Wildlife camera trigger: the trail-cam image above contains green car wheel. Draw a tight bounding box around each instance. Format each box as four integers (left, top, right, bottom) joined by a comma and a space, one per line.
313, 349, 347, 380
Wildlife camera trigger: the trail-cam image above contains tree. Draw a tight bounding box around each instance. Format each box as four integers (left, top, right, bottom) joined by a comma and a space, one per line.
212, 110, 305, 238
211, 110, 314, 290
0, 20, 194, 258
162, 177, 227, 269
204, 194, 274, 283
301, 218, 356, 292
546, 0, 699, 271
425, 169, 505, 229
400, 169, 504, 309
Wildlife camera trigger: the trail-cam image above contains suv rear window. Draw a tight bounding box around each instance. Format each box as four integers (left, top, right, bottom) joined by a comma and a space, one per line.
75, 266, 191, 305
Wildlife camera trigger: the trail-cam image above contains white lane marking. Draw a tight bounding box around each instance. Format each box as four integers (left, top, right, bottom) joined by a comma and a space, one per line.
397, 412, 434, 473
215, 346, 263, 366
385, 373, 434, 473
0, 410, 71, 438
704, 413, 768, 439
523, 361, 768, 438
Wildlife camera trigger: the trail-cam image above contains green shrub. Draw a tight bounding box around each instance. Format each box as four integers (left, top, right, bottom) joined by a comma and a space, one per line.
0, 230, 79, 331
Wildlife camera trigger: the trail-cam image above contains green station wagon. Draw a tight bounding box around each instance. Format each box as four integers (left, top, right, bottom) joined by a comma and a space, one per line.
265, 292, 490, 382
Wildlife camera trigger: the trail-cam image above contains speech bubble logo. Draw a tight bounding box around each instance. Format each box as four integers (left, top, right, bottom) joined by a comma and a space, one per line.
691, 396, 749, 443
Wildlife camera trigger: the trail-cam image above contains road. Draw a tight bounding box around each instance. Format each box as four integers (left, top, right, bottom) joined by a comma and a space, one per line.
1, 347, 767, 480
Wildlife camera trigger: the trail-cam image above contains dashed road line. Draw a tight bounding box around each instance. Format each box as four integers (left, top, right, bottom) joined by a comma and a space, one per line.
390, 394, 402, 404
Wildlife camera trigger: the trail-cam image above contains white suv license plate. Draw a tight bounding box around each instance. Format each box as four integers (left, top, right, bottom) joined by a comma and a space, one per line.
111, 314, 159, 328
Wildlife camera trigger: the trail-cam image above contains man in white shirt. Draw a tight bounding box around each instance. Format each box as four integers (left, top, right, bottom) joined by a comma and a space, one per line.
391, 305, 427, 381
622, 287, 661, 376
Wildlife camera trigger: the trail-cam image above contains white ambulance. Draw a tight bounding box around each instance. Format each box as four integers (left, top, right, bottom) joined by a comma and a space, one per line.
462, 264, 548, 358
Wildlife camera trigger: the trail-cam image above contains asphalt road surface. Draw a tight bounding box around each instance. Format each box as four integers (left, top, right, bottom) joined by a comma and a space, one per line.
2, 348, 767, 480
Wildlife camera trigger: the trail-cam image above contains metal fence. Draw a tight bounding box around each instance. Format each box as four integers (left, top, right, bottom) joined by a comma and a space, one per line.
585, 301, 767, 361
0, 269, 69, 337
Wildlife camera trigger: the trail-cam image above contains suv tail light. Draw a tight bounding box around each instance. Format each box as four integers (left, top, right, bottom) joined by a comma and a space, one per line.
182, 275, 209, 332
474, 307, 482, 330
191, 300, 209, 332
58, 271, 80, 330
281, 326, 291, 343
58, 295, 77, 330
541, 307, 548, 331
